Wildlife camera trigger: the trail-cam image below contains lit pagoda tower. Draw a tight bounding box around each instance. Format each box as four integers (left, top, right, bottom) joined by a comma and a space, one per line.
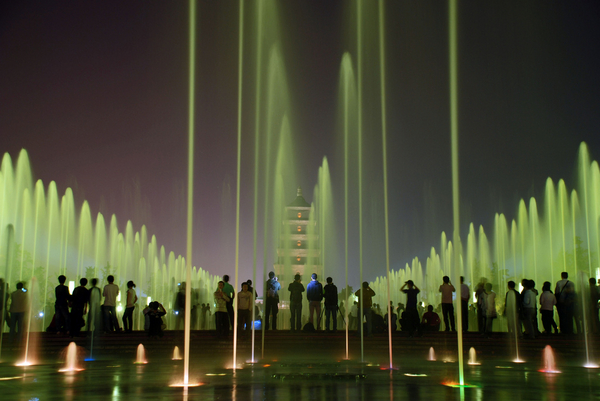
274, 187, 321, 282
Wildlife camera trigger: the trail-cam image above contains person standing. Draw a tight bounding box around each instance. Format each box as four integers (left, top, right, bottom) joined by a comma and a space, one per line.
288, 274, 305, 332
323, 277, 338, 332
122, 281, 137, 333
460, 276, 470, 332
55, 275, 71, 334
439, 276, 456, 332
237, 282, 252, 334
350, 301, 358, 330
504, 281, 521, 336
306, 273, 323, 329
540, 281, 558, 334
102, 275, 120, 333
9, 282, 28, 342
70, 278, 89, 337
214, 281, 231, 339
589, 278, 599, 333
522, 279, 537, 339
555, 272, 575, 334
400, 280, 422, 337
355, 282, 376, 336
88, 278, 102, 335
222, 275, 235, 329
265, 271, 281, 330
483, 283, 497, 338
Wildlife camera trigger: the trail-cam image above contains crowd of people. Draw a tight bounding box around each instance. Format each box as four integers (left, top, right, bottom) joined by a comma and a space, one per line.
1, 270, 598, 342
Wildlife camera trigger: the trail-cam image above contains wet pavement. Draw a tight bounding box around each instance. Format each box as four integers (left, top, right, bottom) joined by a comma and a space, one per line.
0, 348, 599, 400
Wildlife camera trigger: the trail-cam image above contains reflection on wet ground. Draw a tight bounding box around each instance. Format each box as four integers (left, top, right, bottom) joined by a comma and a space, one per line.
0, 353, 598, 401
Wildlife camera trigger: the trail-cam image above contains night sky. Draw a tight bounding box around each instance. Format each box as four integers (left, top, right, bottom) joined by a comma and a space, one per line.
2, 1, 600, 291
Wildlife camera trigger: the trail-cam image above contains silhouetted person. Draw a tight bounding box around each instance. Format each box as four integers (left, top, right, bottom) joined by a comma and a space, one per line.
439, 276, 456, 331
483, 283, 497, 338
522, 279, 536, 339
401, 280, 421, 337
475, 279, 487, 334
355, 282, 375, 336
540, 281, 558, 334
421, 305, 441, 331
55, 275, 71, 334
88, 278, 102, 335
265, 271, 281, 330
122, 280, 137, 332
288, 274, 305, 332
102, 275, 120, 333
323, 277, 338, 332
384, 301, 397, 332
590, 278, 600, 333
0, 279, 8, 331
555, 272, 575, 334
223, 275, 235, 328
174, 282, 186, 330
9, 282, 28, 342
460, 276, 469, 332
70, 278, 89, 337
307, 273, 323, 329
147, 301, 166, 338
504, 281, 521, 336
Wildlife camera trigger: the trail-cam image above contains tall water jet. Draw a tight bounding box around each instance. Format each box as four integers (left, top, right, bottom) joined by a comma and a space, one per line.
231, 0, 244, 371
134, 344, 147, 365
59, 342, 83, 373
378, 0, 394, 370
181, 0, 196, 387
448, 0, 465, 385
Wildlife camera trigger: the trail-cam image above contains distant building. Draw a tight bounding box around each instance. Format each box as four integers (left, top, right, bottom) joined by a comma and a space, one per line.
273, 187, 321, 282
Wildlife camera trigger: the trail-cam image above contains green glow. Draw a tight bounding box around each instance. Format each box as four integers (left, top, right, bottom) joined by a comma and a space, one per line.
344, 76, 349, 360
252, 0, 264, 363
448, 0, 464, 386
378, 0, 393, 370
357, 0, 364, 364
232, 0, 244, 370
184, 0, 196, 385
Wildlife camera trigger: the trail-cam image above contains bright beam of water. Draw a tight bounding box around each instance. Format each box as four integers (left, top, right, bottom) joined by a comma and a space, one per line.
232, 0, 244, 370
357, 0, 365, 364
378, 0, 393, 370
183, 0, 196, 386
448, 0, 465, 386
251, 0, 264, 364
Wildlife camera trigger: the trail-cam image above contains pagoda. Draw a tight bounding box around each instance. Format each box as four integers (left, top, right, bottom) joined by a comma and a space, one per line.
273, 187, 321, 282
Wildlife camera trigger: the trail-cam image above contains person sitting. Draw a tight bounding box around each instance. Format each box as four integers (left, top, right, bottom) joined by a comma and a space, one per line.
421, 305, 441, 331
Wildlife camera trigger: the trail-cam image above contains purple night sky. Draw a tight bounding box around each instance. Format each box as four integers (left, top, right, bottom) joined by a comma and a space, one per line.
1, 1, 600, 291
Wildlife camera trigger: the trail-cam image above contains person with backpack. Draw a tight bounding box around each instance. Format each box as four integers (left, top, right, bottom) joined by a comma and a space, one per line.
265, 272, 281, 330
306, 273, 323, 330
288, 274, 305, 332
555, 272, 575, 334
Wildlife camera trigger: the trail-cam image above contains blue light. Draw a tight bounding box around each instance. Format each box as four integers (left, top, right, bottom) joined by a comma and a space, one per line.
253, 320, 261, 330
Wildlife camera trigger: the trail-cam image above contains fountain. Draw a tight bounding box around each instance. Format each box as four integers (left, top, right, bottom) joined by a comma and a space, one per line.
428, 347, 436, 362
134, 344, 147, 365
539, 345, 560, 374
59, 342, 83, 372
172, 346, 182, 361
467, 347, 480, 366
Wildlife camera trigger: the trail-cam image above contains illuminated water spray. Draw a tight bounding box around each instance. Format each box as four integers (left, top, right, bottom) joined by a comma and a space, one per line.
448, 0, 465, 386
182, 0, 196, 387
